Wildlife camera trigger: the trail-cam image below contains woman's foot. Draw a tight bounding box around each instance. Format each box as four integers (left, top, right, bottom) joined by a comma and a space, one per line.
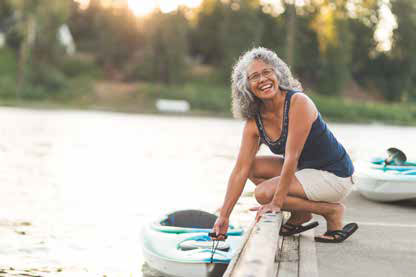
280, 221, 319, 236
285, 212, 312, 226
317, 203, 345, 240
280, 212, 314, 235
315, 223, 358, 243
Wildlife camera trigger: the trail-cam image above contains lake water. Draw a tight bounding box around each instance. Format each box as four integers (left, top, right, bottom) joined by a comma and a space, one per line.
0, 107, 414, 276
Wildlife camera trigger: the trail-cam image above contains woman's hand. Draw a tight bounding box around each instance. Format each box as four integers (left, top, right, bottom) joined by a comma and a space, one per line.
250, 202, 281, 222
212, 216, 229, 240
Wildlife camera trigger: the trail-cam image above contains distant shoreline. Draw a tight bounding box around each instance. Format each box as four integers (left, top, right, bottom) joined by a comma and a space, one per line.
1, 97, 415, 127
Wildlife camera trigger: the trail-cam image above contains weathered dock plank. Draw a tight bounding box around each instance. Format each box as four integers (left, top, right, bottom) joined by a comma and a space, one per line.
299, 229, 319, 277
222, 221, 256, 276
223, 213, 283, 277
276, 235, 299, 277
224, 212, 319, 277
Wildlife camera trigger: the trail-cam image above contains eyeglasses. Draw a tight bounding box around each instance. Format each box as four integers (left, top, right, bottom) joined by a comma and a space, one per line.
247, 68, 274, 83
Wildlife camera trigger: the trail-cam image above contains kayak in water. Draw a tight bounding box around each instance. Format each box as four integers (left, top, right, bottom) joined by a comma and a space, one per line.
141, 209, 244, 277
355, 148, 416, 202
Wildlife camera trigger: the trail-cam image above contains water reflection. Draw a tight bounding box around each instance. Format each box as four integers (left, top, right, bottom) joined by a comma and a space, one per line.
1, 107, 415, 276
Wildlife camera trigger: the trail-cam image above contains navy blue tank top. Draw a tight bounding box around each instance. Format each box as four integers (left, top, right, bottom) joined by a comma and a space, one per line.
254, 91, 354, 177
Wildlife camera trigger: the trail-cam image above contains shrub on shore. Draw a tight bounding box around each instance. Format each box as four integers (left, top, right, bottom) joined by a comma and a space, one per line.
143, 81, 416, 125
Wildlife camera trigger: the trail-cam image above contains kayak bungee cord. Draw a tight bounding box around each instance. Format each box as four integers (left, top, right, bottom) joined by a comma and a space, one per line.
208, 232, 228, 263
210, 240, 220, 263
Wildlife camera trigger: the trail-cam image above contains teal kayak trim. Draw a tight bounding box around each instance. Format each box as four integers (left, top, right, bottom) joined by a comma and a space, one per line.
178, 235, 217, 247
151, 223, 244, 236
142, 226, 243, 264
400, 169, 416, 175
371, 157, 416, 167
373, 166, 416, 173
142, 242, 232, 264
142, 209, 245, 270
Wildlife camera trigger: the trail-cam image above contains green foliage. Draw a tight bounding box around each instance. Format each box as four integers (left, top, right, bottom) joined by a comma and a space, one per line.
349, 18, 377, 86
389, 0, 416, 101
133, 9, 190, 84
192, 0, 264, 81
190, 0, 226, 64
354, 0, 416, 102
0, 1, 13, 18
220, 0, 264, 80
0, 76, 17, 99
19, 85, 53, 100
0, 48, 18, 98
140, 81, 416, 125
258, 11, 286, 53
70, 2, 141, 69
147, 81, 231, 113
293, 14, 321, 84
0, 0, 416, 119
0, 48, 18, 76
311, 93, 416, 125
317, 44, 351, 95
17, 75, 91, 101
306, 0, 353, 95
8, 0, 72, 60
28, 64, 68, 93
59, 56, 102, 79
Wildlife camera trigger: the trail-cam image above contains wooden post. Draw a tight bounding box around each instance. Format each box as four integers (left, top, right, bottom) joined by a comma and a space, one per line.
223, 213, 283, 277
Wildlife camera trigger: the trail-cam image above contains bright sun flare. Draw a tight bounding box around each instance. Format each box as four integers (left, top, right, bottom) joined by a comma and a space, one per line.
75, 0, 203, 16
127, 0, 156, 16
127, 0, 202, 16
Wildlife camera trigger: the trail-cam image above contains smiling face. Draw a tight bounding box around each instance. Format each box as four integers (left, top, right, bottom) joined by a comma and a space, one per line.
247, 59, 280, 100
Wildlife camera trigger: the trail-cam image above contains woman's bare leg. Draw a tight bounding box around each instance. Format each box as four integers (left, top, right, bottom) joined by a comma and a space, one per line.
248, 155, 284, 185
254, 176, 344, 232
248, 156, 312, 225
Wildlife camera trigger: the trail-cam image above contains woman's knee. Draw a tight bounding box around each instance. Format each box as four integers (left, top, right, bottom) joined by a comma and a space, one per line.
248, 173, 263, 186
254, 181, 275, 204
249, 156, 283, 185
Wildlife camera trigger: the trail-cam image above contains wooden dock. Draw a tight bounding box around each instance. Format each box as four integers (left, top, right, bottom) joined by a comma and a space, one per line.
223, 213, 319, 277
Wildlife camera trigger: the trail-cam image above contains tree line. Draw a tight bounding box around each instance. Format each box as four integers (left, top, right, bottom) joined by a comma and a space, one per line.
0, 0, 415, 102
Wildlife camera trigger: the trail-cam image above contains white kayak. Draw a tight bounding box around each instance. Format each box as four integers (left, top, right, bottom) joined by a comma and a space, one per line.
355, 157, 416, 202
141, 210, 244, 277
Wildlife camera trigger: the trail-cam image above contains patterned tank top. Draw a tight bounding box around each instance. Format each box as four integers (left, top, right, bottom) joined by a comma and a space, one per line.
254, 91, 354, 177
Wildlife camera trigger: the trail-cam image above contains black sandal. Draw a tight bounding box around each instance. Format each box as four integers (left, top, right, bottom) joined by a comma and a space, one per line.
279, 221, 319, 236
315, 223, 358, 243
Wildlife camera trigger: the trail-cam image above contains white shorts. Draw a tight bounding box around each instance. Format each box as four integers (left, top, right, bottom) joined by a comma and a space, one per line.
295, 168, 354, 203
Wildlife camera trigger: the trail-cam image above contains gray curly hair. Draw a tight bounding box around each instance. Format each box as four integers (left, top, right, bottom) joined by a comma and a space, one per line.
231, 47, 302, 119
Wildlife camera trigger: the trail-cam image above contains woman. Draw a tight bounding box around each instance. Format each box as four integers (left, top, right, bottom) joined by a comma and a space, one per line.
212, 47, 358, 243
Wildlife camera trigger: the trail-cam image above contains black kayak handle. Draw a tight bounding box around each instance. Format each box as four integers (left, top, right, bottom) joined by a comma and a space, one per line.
208, 232, 228, 240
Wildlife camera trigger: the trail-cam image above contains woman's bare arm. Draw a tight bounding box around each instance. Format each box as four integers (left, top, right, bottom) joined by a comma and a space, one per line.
212, 119, 259, 237
272, 94, 317, 207
220, 119, 260, 218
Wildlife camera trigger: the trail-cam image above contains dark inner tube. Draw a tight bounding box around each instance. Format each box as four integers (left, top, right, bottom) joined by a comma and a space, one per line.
162, 210, 218, 229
